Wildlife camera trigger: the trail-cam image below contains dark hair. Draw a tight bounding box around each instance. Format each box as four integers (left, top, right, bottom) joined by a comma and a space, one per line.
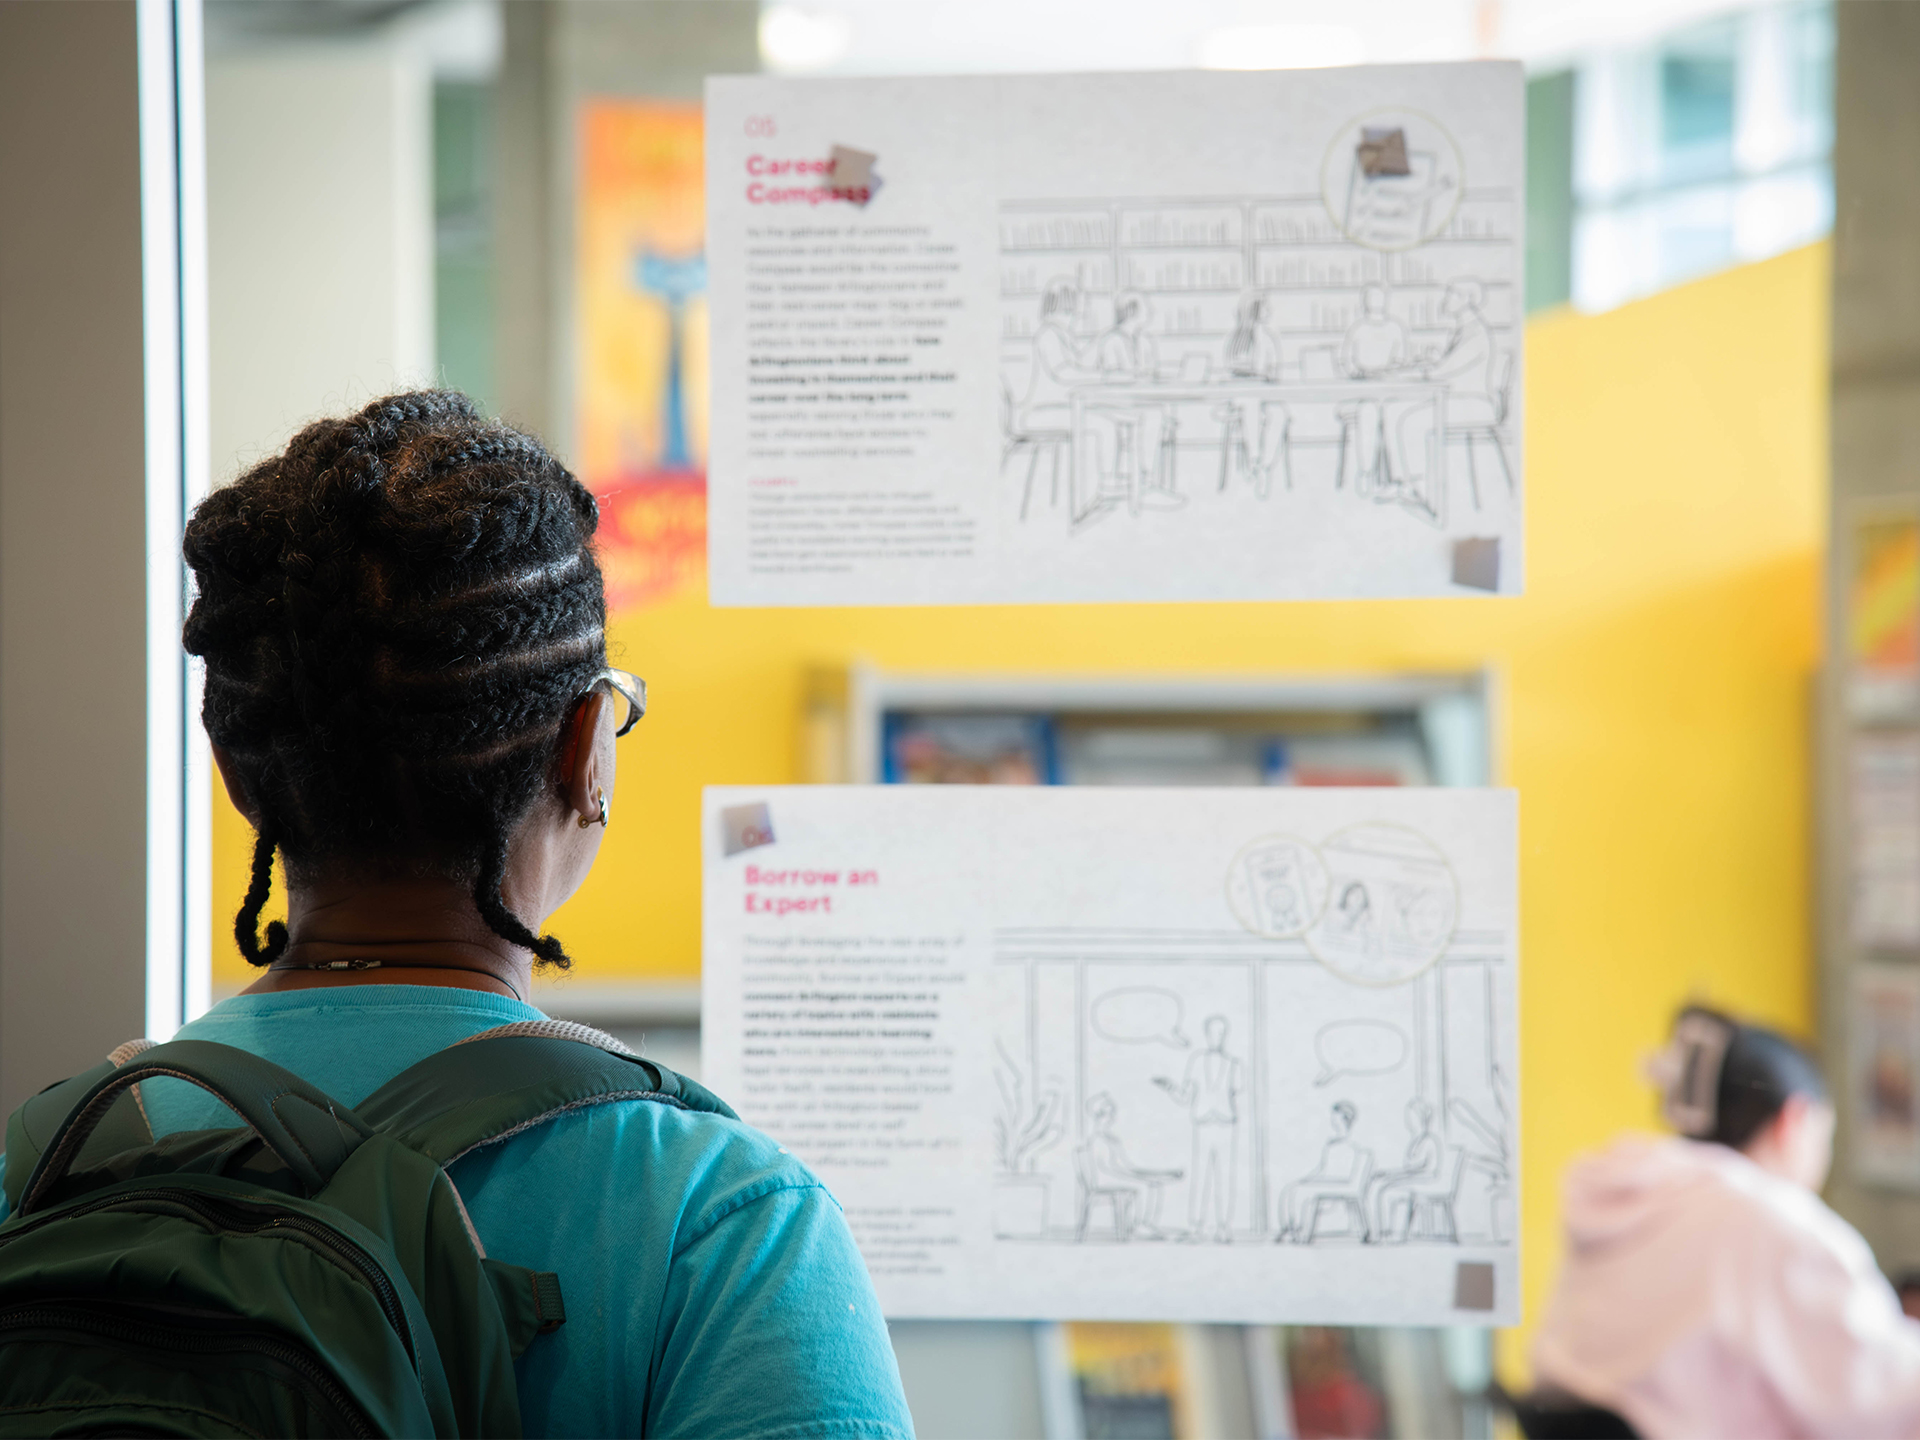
181, 390, 606, 971
1711, 1019, 1828, 1150
1667, 1005, 1828, 1149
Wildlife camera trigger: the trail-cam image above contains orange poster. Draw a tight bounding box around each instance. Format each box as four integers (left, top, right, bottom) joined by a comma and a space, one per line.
575, 100, 709, 612
1850, 513, 1920, 718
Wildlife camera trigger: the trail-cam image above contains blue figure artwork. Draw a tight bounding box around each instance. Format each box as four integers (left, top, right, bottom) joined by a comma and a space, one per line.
634, 250, 708, 472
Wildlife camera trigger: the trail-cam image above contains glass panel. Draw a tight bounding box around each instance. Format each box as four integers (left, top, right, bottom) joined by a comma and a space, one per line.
1659, 18, 1739, 185
434, 79, 495, 411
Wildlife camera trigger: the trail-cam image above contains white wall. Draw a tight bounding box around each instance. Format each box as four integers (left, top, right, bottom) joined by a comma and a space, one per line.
0, 0, 150, 1116
206, 46, 433, 480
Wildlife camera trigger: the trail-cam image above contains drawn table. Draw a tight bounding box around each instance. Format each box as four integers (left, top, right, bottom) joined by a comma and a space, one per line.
1065, 378, 1453, 530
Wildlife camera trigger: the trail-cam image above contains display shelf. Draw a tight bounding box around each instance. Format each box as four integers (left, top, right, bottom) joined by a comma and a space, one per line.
807, 665, 1495, 788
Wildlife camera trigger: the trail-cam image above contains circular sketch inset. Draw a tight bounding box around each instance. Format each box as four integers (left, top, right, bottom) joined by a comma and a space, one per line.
1226, 834, 1331, 939
1305, 822, 1458, 985
1320, 108, 1465, 253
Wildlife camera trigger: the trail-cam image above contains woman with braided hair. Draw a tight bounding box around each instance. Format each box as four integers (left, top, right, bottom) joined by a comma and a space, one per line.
4, 392, 913, 1436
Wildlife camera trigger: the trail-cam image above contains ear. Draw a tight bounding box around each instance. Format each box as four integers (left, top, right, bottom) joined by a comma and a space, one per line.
560, 691, 614, 825
211, 745, 261, 827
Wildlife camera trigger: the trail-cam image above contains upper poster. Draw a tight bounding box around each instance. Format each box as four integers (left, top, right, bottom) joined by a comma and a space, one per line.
702, 785, 1518, 1326
705, 64, 1524, 606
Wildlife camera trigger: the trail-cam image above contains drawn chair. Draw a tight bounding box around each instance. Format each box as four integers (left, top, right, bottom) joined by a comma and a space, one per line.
1001, 375, 1071, 520
1211, 401, 1290, 499
1303, 1150, 1375, 1243
1211, 403, 1252, 494
1074, 1142, 1137, 1241
1443, 351, 1516, 511
1294, 345, 1360, 490
1385, 1144, 1469, 1243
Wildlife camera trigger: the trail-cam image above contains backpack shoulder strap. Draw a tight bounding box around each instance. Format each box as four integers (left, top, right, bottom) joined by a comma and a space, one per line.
354, 1020, 737, 1167
5, 1040, 158, 1215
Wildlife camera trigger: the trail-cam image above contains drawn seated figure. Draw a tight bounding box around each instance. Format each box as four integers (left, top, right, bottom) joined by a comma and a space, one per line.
1023, 279, 1103, 432
1369, 1099, 1443, 1240
1216, 293, 1290, 497
1338, 285, 1409, 379
1095, 291, 1159, 379
1079, 1092, 1182, 1240
1224, 293, 1282, 381
1091, 292, 1179, 504
1278, 1101, 1370, 1241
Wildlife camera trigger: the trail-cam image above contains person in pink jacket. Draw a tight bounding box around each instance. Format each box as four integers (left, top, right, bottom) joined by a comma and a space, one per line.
1532, 1006, 1920, 1439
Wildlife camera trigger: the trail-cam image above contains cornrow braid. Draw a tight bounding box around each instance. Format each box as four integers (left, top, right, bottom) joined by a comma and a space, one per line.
182, 389, 607, 970
236, 828, 289, 966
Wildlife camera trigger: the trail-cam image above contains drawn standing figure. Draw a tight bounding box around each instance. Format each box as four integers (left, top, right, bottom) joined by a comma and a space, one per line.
1153, 1015, 1242, 1243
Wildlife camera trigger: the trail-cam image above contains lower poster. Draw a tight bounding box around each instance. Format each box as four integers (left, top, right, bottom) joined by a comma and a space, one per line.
701, 785, 1519, 1326
1853, 962, 1920, 1189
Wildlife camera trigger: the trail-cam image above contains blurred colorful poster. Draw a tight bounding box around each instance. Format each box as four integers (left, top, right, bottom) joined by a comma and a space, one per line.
1854, 963, 1920, 1188
1852, 732, 1920, 951
1849, 511, 1920, 719
1057, 1322, 1207, 1440
576, 100, 709, 612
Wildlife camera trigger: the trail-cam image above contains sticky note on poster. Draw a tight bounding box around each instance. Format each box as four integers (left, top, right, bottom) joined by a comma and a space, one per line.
705, 63, 1525, 605
701, 785, 1519, 1326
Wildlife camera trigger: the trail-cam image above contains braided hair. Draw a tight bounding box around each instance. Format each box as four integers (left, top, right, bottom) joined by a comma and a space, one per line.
182, 390, 607, 970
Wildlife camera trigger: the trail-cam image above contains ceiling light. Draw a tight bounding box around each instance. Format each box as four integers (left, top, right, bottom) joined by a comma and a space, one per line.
759, 6, 854, 73
1196, 23, 1365, 71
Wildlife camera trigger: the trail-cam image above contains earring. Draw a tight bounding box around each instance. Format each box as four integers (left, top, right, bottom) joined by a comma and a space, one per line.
577, 787, 609, 829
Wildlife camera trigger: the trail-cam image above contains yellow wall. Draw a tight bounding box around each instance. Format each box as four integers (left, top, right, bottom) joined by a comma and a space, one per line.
211, 241, 1829, 1358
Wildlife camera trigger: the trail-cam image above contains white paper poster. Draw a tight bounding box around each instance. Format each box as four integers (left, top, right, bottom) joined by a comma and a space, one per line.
1852, 733, 1920, 951
1853, 963, 1920, 1188
701, 786, 1519, 1325
706, 64, 1525, 606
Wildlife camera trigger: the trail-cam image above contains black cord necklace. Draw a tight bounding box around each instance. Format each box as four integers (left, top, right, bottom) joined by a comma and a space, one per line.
267, 956, 526, 1003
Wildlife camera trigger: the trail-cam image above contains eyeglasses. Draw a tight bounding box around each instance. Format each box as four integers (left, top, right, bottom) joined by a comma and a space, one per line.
589, 667, 647, 737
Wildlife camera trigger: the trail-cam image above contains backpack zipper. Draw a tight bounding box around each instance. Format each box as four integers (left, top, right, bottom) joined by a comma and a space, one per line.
0, 1298, 380, 1438
0, 1187, 415, 1365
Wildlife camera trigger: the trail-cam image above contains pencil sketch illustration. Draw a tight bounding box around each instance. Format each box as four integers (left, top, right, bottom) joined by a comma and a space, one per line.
1227, 824, 1459, 986
1227, 833, 1331, 938
990, 826, 1511, 1250
1152, 1015, 1244, 1242
1322, 111, 1464, 252
1306, 823, 1459, 986
993, 1038, 1067, 1239
1077, 1091, 1183, 1241
998, 109, 1516, 546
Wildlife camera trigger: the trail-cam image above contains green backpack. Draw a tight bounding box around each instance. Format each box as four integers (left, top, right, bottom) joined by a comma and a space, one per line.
0, 1021, 736, 1437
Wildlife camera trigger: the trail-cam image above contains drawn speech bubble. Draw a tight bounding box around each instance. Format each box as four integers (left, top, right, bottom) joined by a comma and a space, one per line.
1314, 1020, 1408, 1086
1092, 987, 1190, 1049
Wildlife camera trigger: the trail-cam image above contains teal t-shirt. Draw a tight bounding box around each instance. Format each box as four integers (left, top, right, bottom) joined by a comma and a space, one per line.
0, 985, 914, 1440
